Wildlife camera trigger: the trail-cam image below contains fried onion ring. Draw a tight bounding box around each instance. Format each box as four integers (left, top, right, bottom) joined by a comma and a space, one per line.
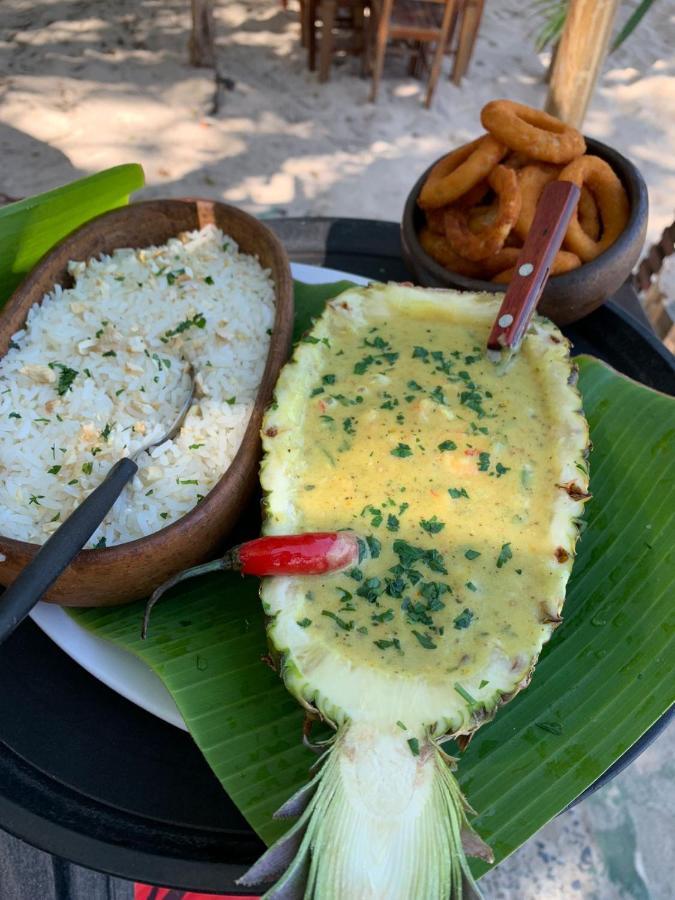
444, 165, 521, 261
481, 100, 586, 164
559, 156, 630, 261
479, 247, 522, 277
514, 163, 561, 241
418, 228, 485, 278
491, 250, 581, 284
578, 185, 601, 241
425, 207, 448, 235
418, 136, 506, 210
467, 204, 498, 234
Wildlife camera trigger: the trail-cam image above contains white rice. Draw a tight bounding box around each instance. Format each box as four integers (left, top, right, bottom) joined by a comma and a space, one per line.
0, 225, 275, 548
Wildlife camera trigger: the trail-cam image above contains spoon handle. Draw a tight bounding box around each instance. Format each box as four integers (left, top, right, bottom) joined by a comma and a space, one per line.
487, 180, 580, 354
0, 457, 138, 644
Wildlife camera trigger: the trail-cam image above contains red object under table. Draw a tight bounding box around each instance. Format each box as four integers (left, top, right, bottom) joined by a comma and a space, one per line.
135, 886, 258, 900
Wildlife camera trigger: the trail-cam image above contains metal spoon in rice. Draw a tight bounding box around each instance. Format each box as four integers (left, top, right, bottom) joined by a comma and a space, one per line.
0, 365, 196, 645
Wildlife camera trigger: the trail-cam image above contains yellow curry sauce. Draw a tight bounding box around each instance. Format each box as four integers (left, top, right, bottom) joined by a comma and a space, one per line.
282, 304, 563, 681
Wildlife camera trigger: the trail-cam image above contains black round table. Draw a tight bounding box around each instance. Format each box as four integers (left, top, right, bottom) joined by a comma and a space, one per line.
0, 219, 673, 895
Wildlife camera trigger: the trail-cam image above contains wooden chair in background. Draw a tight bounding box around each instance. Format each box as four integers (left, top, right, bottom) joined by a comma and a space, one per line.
302, 0, 370, 82
369, 0, 457, 107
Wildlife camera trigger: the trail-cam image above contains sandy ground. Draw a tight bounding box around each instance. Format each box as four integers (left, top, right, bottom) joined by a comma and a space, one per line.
0, 0, 674, 247
0, 2, 673, 897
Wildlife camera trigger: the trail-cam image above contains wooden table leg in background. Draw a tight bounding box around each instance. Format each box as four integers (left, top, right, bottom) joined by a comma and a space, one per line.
545, 0, 620, 127
318, 0, 337, 81
451, 0, 484, 86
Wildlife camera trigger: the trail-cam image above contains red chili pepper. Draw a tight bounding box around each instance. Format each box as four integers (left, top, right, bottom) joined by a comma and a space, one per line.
229, 531, 360, 576
142, 532, 361, 638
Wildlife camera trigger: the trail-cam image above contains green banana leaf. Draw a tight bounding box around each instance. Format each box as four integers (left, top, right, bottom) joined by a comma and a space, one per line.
0, 164, 145, 303
68, 282, 675, 875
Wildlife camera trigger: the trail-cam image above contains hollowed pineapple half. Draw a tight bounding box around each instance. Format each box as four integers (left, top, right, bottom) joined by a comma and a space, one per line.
242, 284, 590, 899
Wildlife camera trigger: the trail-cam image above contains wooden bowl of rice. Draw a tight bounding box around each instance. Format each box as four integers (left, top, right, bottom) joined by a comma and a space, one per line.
0, 199, 294, 605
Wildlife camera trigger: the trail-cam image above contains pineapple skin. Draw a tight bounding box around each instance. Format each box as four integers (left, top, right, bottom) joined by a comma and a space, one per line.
244, 285, 590, 900
259, 284, 590, 739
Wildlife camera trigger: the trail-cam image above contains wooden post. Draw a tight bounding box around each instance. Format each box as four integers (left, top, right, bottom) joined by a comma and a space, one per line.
545, 0, 619, 128
189, 0, 216, 68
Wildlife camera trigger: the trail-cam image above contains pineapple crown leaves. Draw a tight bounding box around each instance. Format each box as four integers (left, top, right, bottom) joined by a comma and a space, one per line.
239, 727, 493, 899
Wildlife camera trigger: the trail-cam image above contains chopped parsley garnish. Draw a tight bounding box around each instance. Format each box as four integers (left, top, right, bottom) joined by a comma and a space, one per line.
420, 516, 444, 534
459, 389, 487, 418
159, 512, 170, 520
356, 577, 384, 603
354, 355, 375, 375
320, 415, 334, 424
165, 268, 186, 285
362, 505, 382, 527
466, 581, 477, 592
100, 422, 113, 441
50, 512, 61, 522
371, 609, 394, 623
438, 440, 457, 452
412, 630, 437, 650
407, 737, 420, 756
162, 312, 206, 341
348, 567, 363, 581
93, 536, 107, 549
8, 412, 21, 419
204, 275, 214, 285
393, 540, 447, 574
343, 417, 356, 435
429, 386, 447, 406
373, 638, 401, 651
448, 487, 469, 499
478, 452, 491, 472
189, 443, 205, 450
419, 581, 450, 606
396, 720, 407, 730
178, 478, 199, 485
47, 465, 61, 475
453, 608, 474, 629
386, 514, 399, 532
391, 443, 412, 458
412, 346, 429, 360
67, 479, 78, 486
385, 576, 406, 598
402, 599, 434, 627
48, 362, 79, 395
296, 618, 312, 628
310, 387, 324, 397
365, 535, 381, 558
407, 379, 423, 392
322, 374, 336, 385
464, 549, 481, 560
495, 462, 510, 477
496, 542, 513, 568
322, 610, 353, 631
82, 462, 93, 475
102, 350, 117, 358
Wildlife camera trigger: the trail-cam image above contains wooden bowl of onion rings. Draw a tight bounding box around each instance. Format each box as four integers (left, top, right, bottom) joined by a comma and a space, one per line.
402, 124, 648, 326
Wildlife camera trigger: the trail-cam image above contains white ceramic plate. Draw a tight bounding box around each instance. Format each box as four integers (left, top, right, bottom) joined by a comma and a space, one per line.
29, 262, 369, 732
